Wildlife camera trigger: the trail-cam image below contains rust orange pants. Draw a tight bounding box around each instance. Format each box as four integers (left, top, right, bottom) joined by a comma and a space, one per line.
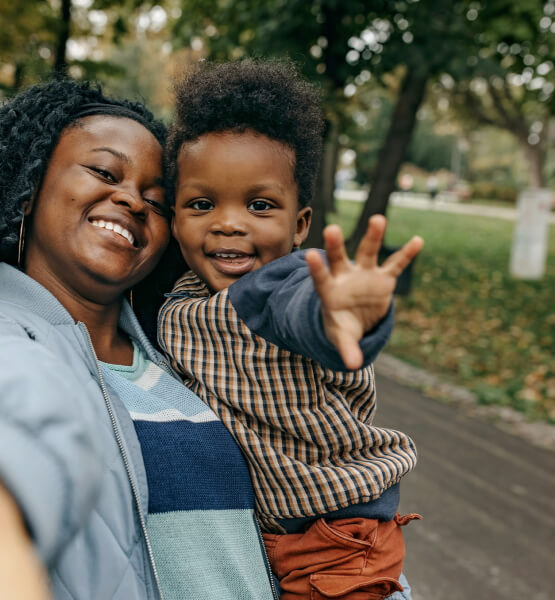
263, 513, 421, 600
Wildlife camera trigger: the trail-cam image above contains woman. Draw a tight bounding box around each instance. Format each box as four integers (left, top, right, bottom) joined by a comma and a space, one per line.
0, 79, 277, 599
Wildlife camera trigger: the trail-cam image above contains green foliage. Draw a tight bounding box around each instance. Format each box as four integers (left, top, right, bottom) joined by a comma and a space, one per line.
171, 0, 386, 108
342, 87, 394, 183
0, 0, 58, 90
99, 38, 176, 120
470, 182, 519, 203
444, 0, 554, 185
344, 91, 458, 181
0, 0, 173, 94
170, 0, 475, 101
406, 119, 457, 173
330, 200, 555, 422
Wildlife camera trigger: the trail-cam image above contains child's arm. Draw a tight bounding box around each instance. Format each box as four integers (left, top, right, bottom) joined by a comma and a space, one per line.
306, 215, 423, 370
224, 215, 422, 372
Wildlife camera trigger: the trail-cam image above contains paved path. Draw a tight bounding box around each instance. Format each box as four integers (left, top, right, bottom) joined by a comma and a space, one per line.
374, 374, 555, 600
335, 189, 555, 224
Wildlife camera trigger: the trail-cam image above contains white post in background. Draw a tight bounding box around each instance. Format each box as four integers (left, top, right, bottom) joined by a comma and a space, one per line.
510, 188, 552, 280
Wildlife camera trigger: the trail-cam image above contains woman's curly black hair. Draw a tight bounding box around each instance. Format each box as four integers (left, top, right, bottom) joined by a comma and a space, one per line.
165, 58, 325, 207
0, 78, 166, 265
0, 78, 183, 341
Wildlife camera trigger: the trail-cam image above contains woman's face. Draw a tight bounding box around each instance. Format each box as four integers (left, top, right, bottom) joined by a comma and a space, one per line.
24, 115, 170, 304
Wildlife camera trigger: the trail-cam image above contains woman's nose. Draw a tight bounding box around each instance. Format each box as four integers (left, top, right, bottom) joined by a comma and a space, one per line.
111, 188, 146, 216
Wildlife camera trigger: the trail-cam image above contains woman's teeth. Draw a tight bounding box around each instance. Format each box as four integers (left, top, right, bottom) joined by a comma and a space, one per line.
91, 220, 135, 246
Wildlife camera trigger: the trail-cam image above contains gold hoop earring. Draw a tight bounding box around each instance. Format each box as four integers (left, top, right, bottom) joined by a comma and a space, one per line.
128, 289, 134, 310
17, 215, 25, 268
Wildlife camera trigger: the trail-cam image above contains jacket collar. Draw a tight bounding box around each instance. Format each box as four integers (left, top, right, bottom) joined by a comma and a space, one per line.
0, 262, 164, 366
0, 263, 75, 325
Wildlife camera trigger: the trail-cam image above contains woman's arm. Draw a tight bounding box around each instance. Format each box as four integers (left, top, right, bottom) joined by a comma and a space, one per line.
0, 315, 104, 567
0, 484, 50, 600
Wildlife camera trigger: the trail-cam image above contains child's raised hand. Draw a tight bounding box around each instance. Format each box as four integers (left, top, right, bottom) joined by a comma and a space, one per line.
305, 215, 423, 370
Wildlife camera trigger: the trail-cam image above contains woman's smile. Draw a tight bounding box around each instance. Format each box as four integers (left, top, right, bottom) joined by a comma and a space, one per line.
90, 219, 137, 247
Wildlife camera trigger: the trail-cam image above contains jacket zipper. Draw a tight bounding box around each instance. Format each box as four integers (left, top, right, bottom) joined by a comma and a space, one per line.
81, 323, 277, 600
79, 323, 163, 600
254, 517, 279, 600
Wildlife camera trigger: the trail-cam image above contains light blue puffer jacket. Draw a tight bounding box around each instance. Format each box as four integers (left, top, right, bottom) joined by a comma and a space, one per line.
0, 263, 168, 599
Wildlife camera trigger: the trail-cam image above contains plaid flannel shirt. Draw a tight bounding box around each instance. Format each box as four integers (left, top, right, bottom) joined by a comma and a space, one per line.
159, 271, 417, 532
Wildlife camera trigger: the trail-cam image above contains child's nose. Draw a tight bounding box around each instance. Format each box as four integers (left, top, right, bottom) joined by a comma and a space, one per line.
209, 208, 247, 235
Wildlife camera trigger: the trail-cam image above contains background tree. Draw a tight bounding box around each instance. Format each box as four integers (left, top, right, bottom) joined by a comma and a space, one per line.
0, 0, 171, 94
53, 0, 71, 76
0, 0, 57, 92
343, 0, 477, 251
170, 0, 478, 249
171, 0, 370, 245
445, 0, 554, 188
343, 84, 457, 183
2, 0, 552, 249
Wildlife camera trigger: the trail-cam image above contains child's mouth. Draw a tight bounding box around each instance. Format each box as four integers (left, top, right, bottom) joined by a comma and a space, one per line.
208, 251, 256, 276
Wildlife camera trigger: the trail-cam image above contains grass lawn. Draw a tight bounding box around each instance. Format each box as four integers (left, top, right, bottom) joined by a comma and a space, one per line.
328, 200, 555, 423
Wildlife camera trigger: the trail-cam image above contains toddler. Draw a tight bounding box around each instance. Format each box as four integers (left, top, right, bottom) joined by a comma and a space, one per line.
159, 59, 422, 600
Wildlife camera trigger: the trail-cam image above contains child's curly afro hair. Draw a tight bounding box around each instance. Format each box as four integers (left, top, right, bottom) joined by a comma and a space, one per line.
166, 58, 325, 207
0, 78, 166, 265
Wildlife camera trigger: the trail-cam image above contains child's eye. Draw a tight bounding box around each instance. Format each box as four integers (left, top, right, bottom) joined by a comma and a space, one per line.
248, 199, 273, 212
89, 166, 117, 183
190, 199, 214, 211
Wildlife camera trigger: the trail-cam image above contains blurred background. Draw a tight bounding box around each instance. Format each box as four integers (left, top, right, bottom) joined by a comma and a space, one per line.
2, 1, 554, 597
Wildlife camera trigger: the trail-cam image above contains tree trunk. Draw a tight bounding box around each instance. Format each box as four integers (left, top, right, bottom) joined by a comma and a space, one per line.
523, 141, 546, 188
321, 119, 340, 215
304, 169, 328, 249
304, 119, 341, 249
53, 0, 71, 77
346, 69, 429, 254
303, 1, 345, 250
13, 61, 24, 91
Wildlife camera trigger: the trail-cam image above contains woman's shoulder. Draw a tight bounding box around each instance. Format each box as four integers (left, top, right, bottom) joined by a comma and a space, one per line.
0, 263, 76, 329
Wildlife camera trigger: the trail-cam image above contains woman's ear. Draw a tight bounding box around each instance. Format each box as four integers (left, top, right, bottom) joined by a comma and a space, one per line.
293, 206, 312, 248
21, 199, 33, 216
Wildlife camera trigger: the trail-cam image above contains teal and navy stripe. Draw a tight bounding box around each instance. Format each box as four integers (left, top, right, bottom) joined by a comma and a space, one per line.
158, 258, 417, 533
101, 354, 274, 599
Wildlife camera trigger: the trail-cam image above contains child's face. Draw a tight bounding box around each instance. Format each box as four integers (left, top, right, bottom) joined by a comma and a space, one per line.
172, 130, 312, 292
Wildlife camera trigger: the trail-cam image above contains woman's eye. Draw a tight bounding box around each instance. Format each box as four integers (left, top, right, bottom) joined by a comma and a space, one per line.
90, 167, 116, 182
248, 199, 273, 211
144, 198, 170, 218
190, 199, 214, 211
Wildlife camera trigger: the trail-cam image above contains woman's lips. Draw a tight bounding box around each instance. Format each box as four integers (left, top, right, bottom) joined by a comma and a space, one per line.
208, 252, 256, 276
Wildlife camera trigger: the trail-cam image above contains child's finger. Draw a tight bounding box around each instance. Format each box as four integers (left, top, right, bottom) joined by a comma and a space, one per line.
335, 334, 364, 371
323, 225, 350, 276
382, 236, 424, 277
355, 215, 387, 269
305, 248, 331, 293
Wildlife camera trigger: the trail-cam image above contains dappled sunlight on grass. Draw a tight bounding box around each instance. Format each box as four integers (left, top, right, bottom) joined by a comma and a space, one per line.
330, 202, 555, 422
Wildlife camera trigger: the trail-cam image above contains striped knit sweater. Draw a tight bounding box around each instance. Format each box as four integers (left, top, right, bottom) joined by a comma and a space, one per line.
101, 340, 276, 599
158, 251, 417, 533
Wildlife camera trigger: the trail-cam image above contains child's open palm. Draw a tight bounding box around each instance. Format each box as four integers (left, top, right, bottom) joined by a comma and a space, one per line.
305, 215, 423, 370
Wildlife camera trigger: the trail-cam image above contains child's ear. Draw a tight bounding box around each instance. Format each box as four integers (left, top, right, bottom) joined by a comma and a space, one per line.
293, 206, 312, 248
